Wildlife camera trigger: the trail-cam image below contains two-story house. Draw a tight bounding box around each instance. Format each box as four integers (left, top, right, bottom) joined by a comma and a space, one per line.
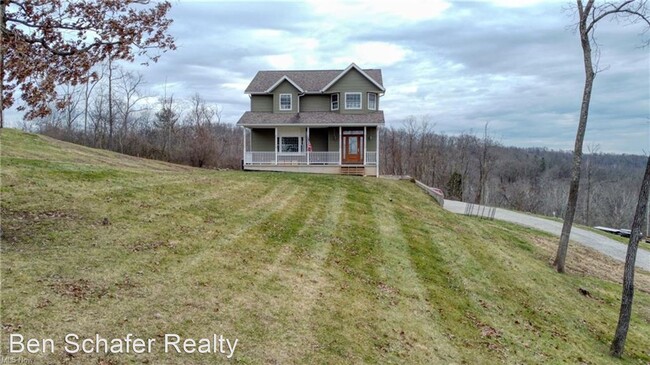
237, 63, 385, 176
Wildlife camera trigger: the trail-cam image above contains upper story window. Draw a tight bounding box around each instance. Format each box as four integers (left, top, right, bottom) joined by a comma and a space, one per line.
331, 94, 339, 111
345, 92, 362, 110
279, 93, 292, 111
368, 93, 377, 110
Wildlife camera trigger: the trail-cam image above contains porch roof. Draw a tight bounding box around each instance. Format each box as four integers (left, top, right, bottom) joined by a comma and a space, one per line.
236, 111, 385, 127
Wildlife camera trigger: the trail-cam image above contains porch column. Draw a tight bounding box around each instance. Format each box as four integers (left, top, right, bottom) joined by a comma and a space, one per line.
363, 126, 367, 166
338, 126, 342, 165
307, 127, 310, 165
242, 127, 246, 165
274, 127, 278, 165
376, 125, 380, 177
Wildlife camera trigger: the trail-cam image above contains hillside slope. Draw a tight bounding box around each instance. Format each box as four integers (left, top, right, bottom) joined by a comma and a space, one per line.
1, 129, 649, 364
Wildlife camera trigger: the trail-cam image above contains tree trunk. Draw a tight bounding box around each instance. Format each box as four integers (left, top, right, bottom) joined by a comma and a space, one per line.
1, 1, 5, 129
554, 4, 595, 273
585, 157, 592, 226
84, 78, 89, 144
610, 156, 650, 357
108, 57, 113, 150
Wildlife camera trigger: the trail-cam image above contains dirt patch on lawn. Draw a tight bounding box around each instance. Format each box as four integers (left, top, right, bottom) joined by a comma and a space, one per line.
48, 278, 109, 302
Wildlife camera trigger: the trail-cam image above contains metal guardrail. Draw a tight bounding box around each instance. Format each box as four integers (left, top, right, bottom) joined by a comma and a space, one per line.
414, 180, 445, 206
464, 203, 496, 220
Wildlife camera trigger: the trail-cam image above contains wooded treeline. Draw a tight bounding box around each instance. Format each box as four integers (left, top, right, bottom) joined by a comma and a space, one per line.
27, 66, 645, 229
380, 117, 646, 229
29, 62, 242, 169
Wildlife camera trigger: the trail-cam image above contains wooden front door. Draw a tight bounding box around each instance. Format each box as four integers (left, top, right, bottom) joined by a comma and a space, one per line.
343, 135, 363, 164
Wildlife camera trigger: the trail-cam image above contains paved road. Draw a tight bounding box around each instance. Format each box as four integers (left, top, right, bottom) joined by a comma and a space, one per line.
444, 200, 650, 271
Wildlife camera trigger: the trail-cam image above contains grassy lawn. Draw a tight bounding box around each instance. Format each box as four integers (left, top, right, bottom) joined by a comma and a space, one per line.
1, 129, 649, 364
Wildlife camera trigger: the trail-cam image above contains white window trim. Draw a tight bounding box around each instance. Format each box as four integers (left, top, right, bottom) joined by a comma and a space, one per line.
345, 92, 362, 110
331, 94, 339, 111
368, 93, 377, 110
279, 93, 292, 111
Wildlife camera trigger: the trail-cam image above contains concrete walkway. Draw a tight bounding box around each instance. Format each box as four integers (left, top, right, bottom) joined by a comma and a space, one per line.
444, 200, 650, 271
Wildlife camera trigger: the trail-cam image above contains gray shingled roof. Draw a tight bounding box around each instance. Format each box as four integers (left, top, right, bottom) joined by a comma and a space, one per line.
244, 69, 383, 94
237, 111, 385, 126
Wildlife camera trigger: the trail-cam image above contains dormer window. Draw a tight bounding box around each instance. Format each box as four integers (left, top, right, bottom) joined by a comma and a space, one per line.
345, 92, 362, 110
331, 94, 339, 111
279, 94, 292, 111
368, 93, 377, 110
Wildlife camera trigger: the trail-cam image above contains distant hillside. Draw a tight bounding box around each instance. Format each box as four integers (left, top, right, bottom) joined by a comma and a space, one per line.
1, 129, 649, 364
380, 126, 647, 229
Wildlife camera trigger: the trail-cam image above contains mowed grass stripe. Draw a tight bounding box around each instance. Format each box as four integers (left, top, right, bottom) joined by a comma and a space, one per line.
233, 181, 343, 363
371, 192, 459, 363
158, 181, 320, 364
307, 179, 390, 364
389, 194, 484, 364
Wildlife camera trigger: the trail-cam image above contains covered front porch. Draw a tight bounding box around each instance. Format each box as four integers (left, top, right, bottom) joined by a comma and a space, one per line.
242, 126, 378, 176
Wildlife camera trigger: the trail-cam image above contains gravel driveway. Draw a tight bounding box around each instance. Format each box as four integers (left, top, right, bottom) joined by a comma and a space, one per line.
444, 200, 650, 271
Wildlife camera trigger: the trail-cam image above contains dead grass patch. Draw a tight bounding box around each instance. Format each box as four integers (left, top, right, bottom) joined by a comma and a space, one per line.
49, 278, 109, 301
128, 240, 178, 252
529, 235, 650, 293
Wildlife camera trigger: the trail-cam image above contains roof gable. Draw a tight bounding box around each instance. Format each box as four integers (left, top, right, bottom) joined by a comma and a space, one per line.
244, 63, 383, 94
265, 75, 304, 93
321, 63, 385, 92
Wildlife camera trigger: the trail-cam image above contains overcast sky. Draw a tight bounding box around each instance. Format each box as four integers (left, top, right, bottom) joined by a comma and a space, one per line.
9, 0, 650, 154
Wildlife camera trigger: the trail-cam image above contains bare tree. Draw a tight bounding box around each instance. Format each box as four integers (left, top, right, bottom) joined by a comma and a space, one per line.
82, 65, 106, 143
115, 69, 145, 153
1, 0, 175, 126
583, 144, 600, 226
185, 93, 217, 167
476, 122, 496, 205
554, 0, 650, 273
154, 94, 180, 161
59, 84, 82, 133
610, 156, 650, 357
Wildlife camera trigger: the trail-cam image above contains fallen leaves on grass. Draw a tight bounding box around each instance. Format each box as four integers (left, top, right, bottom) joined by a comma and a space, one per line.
49, 278, 108, 302
130, 240, 178, 252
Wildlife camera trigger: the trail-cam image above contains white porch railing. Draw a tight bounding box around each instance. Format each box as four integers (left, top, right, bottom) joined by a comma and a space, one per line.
245, 152, 275, 164
309, 152, 340, 165
366, 151, 377, 165
278, 153, 308, 165
244, 151, 341, 165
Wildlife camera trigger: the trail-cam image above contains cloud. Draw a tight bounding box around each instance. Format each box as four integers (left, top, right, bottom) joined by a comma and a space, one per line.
333, 42, 408, 67
5, 0, 648, 155
307, 0, 451, 23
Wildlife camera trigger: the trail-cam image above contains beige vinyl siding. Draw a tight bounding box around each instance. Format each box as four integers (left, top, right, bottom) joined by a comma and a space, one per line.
272, 80, 299, 113
251, 129, 275, 151
300, 95, 330, 112
309, 128, 328, 151
366, 127, 377, 152
326, 68, 382, 114
250, 95, 273, 112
